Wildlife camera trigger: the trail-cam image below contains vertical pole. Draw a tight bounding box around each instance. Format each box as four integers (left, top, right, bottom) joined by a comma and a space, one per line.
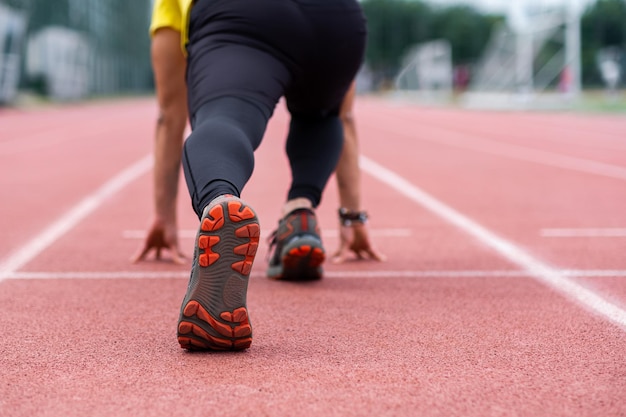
512, 4, 533, 97
565, 1, 582, 96
516, 29, 533, 95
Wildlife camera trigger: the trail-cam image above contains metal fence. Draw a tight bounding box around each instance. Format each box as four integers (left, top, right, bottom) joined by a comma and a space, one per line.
0, 0, 152, 103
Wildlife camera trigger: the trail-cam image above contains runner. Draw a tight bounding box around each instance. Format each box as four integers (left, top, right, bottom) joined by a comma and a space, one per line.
136, 0, 384, 351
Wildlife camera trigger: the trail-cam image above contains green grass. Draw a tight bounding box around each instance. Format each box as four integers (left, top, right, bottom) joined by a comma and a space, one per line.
571, 90, 626, 113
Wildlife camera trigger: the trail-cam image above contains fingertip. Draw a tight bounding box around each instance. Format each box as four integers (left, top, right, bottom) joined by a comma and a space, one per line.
172, 254, 186, 265
129, 249, 145, 264
331, 255, 346, 264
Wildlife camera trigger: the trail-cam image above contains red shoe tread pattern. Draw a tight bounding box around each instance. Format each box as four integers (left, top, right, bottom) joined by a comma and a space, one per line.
284, 246, 325, 269
178, 199, 259, 351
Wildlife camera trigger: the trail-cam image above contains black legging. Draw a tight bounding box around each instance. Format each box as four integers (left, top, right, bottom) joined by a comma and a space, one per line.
183, 0, 367, 217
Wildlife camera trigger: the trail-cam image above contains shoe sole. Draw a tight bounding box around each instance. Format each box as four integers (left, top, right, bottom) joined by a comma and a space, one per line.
268, 235, 325, 281
177, 196, 260, 351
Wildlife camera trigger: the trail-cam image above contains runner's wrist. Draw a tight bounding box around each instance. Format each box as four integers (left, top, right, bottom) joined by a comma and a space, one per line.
338, 208, 368, 226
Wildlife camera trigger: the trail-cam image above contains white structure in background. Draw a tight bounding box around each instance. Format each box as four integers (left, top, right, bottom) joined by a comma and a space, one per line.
394, 39, 453, 102
0, 4, 27, 104
597, 47, 622, 96
355, 65, 374, 93
26, 26, 90, 100
463, 1, 582, 109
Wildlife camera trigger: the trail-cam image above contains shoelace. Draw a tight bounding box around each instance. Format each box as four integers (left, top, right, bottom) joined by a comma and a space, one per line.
265, 208, 312, 262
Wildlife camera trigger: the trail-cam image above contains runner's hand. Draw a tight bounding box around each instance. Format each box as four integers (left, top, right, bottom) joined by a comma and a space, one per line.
131, 219, 186, 264
332, 222, 386, 264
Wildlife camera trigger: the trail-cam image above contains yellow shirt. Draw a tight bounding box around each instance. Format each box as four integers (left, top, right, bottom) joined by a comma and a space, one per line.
149, 0, 193, 53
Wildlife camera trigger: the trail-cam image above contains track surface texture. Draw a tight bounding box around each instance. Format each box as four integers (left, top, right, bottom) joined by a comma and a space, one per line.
1, 97, 625, 417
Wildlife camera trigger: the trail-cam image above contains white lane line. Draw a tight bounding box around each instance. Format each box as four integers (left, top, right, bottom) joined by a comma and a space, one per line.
377, 120, 626, 182
0, 155, 153, 282
360, 155, 626, 329
121, 228, 412, 239
541, 228, 626, 237
6, 270, 529, 280
6, 269, 626, 280
0, 117, 127, 156
0, 131, 74, 155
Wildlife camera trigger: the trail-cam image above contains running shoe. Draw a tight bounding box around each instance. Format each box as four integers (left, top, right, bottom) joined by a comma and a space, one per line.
177, 195, 260, 351
266, 208, 325, 281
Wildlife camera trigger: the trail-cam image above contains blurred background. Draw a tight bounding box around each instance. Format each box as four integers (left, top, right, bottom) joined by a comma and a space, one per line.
0, 0, 624, 110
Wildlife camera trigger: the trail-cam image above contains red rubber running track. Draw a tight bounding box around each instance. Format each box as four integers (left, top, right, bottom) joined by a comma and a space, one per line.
1, 97, 625, 416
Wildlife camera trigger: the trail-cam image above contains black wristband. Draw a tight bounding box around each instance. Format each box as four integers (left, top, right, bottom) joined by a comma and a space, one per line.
338, 208, 368, 226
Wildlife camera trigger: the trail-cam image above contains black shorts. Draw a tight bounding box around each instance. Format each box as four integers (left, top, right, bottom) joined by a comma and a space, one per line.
186, 0, 367, 121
